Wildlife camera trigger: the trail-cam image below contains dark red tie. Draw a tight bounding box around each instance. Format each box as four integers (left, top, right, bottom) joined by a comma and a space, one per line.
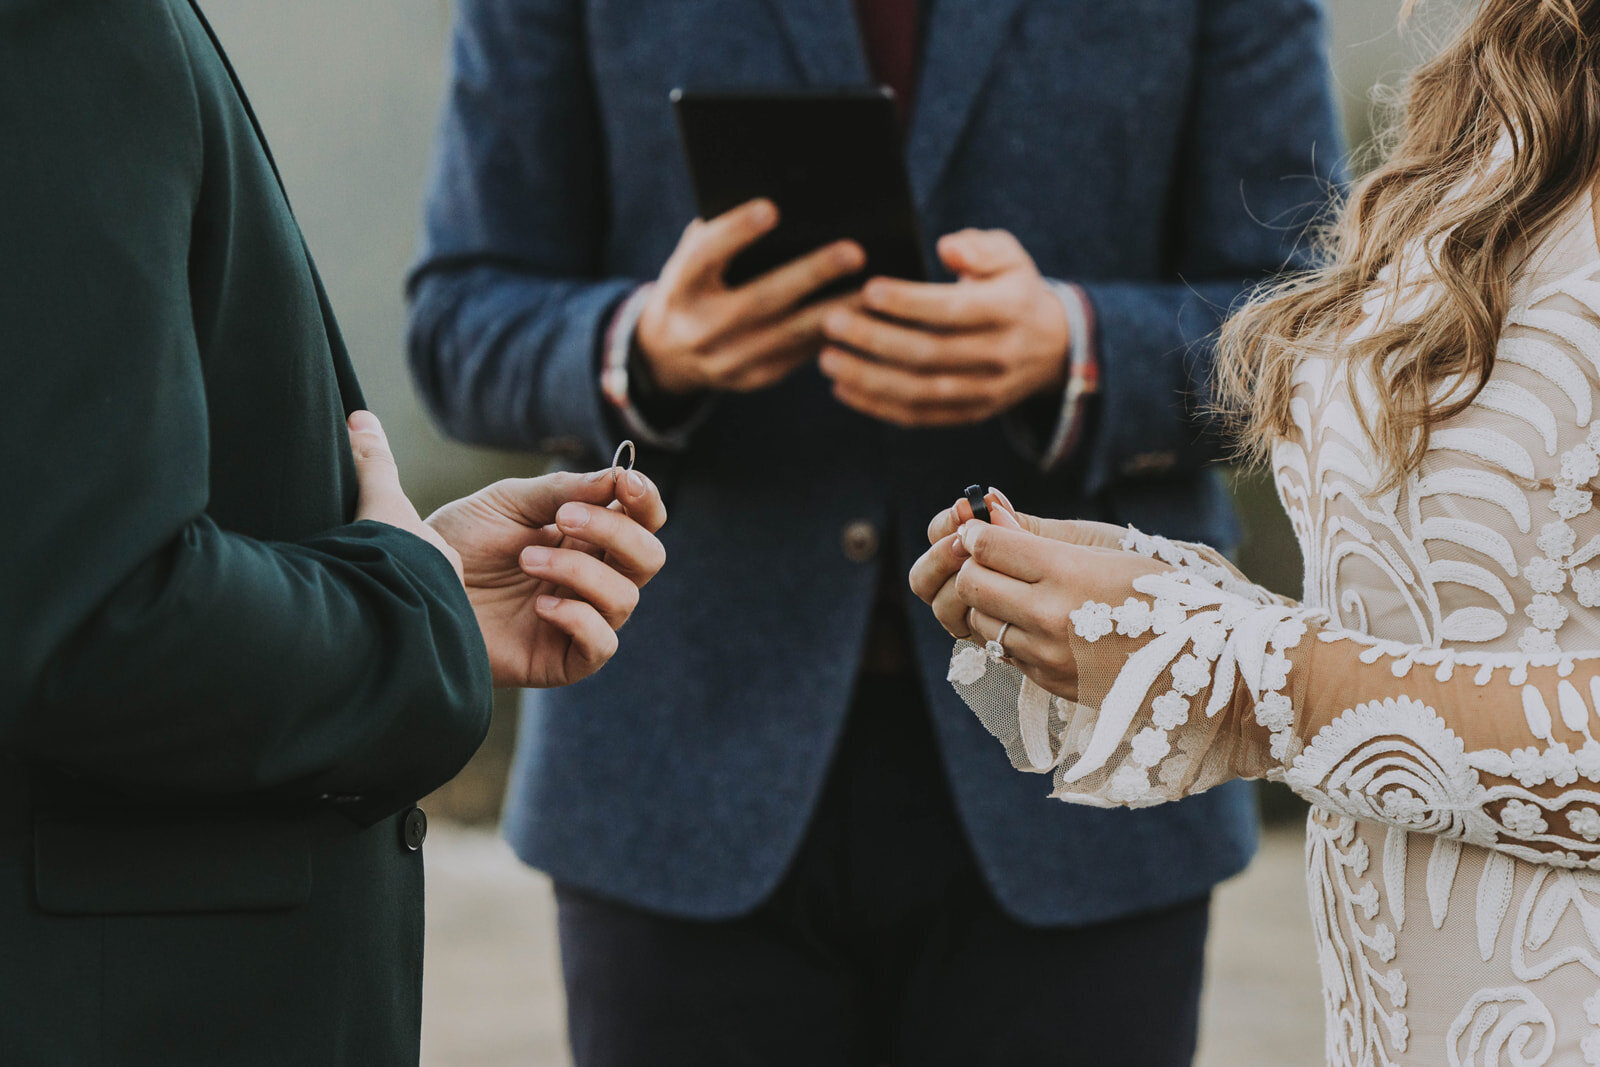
853, 0, 920, 123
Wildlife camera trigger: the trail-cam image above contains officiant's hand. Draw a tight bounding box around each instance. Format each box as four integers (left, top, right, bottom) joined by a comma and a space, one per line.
635, 198, 865, 394
425, 464, 667, 689
818, 229, 1069, 427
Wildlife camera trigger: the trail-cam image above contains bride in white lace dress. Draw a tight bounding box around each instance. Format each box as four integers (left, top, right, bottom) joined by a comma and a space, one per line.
911, 1, 1600, 1063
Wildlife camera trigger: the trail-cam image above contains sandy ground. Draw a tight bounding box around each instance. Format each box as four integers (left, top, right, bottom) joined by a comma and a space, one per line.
421, 822, 1324, 1066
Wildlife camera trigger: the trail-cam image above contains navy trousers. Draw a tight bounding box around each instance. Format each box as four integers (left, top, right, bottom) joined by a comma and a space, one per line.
555, 668, 1211, 1066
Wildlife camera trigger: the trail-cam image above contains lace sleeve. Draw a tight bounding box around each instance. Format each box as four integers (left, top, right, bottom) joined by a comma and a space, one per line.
951, 528, 1600, 869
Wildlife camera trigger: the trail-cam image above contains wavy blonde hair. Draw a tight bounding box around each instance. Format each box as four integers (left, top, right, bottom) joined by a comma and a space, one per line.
1216, 0, 1600, 489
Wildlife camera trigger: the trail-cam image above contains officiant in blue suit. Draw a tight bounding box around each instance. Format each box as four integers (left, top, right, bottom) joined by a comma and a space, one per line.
408, 1, 1341, 1062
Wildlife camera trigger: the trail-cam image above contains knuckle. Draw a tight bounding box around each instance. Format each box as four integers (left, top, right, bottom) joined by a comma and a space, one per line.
962, 525, 987, 558
1041, 601, 1073, 636
353, 442, 395, 468
827, 312, 858, 345
659, 319, 697, 356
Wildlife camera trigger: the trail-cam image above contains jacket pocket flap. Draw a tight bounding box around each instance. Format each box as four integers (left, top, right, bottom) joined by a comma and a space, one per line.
34, 814, 312, 915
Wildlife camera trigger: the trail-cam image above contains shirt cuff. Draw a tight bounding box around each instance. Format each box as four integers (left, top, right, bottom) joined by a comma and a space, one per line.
1035, 281, 1100, 472
599, 283, 711, 450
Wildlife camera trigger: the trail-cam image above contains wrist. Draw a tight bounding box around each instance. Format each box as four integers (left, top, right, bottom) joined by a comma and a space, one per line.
1035, 284, 1073, 395
630, 331, 699, 397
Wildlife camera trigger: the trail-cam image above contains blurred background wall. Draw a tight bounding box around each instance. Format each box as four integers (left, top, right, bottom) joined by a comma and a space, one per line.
201, 0, 1463, 820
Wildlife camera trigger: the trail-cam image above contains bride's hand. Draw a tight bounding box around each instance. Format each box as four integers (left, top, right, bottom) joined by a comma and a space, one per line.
925, 487, 1131, 549
911, 489, 1133, 641
911, 493, 1166, 700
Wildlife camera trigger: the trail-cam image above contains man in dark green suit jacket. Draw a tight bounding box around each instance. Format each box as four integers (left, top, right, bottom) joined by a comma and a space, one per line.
0, 1, 667, 1062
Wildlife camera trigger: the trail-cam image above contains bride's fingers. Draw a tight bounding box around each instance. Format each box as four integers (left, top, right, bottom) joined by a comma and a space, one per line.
928, 490, 1023, 546
931, 575, 971, 638
928, 498, 969, 544
1027, 517, 1129, 550
910, 532, 962, 603
953, 556, 1041, 629
965, 607, 1044, 666
958, 521, 1051, 583
910, 536, 973, 638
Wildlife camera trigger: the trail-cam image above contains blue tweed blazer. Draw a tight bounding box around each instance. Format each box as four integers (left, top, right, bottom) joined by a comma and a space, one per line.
407, 0, 1343, 923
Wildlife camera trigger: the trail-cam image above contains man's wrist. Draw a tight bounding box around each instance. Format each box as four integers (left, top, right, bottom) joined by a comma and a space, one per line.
1006, 282, 1098, 472
600, 283, 710, 448
1042, 282, 1099, 463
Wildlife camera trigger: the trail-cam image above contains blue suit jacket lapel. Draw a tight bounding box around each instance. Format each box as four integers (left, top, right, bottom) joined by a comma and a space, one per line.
762, 0, 870, 87
906, 0, 1029, 208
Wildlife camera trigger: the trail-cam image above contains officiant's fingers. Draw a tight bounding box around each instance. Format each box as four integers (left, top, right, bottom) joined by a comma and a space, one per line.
953, 557, 1040, 631
860, 277, 1007, 330
533, 596, 618, 676
520, 546, 641, 629
555, 501, 667, 587
958, 521, 1049, 583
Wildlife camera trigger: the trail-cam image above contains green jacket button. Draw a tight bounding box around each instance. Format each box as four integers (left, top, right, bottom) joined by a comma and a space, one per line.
402, 807, 428, 851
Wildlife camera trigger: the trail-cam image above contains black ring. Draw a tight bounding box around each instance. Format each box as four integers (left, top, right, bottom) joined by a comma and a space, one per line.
963, 484, 990, 523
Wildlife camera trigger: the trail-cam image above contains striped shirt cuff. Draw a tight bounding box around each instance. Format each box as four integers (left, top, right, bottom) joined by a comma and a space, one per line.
599, 283, 709, 450
1037, 281, 1100, 472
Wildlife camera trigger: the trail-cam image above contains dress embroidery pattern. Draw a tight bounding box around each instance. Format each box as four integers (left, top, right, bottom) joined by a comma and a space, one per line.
948, 199, 1600, 1063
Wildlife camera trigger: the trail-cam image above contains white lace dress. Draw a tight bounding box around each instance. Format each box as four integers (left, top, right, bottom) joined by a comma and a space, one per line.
952, 196, 1600, 1065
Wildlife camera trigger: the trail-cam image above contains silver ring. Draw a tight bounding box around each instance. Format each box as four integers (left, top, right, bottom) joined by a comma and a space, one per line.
611, 439, 636, 472
985, 622, 1011, 661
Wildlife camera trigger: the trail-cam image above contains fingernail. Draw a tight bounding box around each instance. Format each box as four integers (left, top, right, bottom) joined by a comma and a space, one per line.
557, 502, 590, 529
824, 311, 850, 336
988, 487, 1015, 512
347, 410, 380, 433
990, 504, 1022, 530
522, 546, 552, 567
586, 468, 613, 484
753, 200, 778, 226
950, 535, 970, 559
836, 243, 864, 270
626, 470, 647, 496
959, 522, 981, 552
818, 351, 839, 375
536, 595, 563, 612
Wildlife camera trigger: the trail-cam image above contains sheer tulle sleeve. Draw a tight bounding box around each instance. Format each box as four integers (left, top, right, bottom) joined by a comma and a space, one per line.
950, 528, 1600, 868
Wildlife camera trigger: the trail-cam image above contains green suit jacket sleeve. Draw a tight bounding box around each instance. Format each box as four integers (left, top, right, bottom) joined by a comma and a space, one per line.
0, 0, 492, 817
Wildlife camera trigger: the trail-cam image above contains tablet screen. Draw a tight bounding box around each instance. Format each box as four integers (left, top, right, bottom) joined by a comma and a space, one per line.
671, 88, 928, 292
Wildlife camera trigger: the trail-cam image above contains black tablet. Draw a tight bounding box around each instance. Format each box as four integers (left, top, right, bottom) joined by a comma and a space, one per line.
670, 88, 928, 293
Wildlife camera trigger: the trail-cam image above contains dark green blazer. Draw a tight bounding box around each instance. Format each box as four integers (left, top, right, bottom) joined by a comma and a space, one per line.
0, 1, 493, 1062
